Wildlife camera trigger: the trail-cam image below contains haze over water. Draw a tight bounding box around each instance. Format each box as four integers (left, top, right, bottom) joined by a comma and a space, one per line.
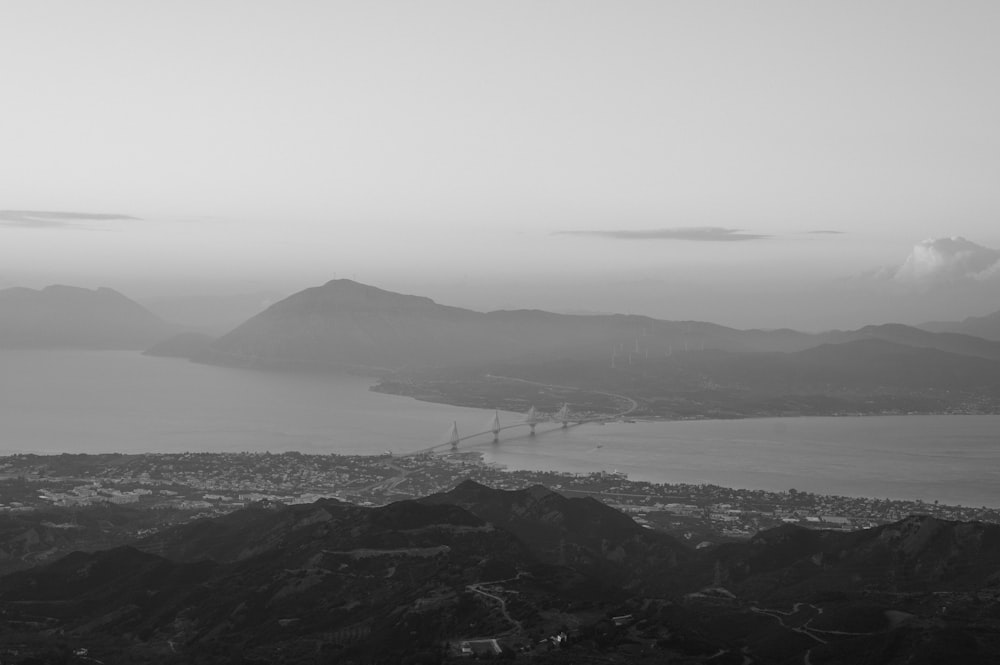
2, 349, 997, 508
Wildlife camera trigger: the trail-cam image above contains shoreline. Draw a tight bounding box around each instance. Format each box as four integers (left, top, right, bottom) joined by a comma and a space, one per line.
2, 448, 998, 518
370, 379, 997, 424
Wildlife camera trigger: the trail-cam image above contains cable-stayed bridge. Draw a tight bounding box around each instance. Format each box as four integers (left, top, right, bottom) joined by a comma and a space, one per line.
404, 403, 619, 457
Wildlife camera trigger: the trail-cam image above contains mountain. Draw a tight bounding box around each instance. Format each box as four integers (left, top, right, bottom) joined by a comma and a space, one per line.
921, 309, 1000, 342
669, 515, 1000, 664
1, 486, 998, 663
203, 280, 495, 370
0, 503, 196, 577
454, 338, 1000, 418
3, 497, 544, 663
420, 480, 691, 593
199, 280, 1000, 375
196, 279, 820, 372
788, 338, 1000, 388
704, 514, 1000, 600
0, 285, 175, 349
820, 323, 1000, 361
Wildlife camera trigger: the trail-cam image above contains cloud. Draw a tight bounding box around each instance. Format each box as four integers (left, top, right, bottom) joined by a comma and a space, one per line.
0, 210, 140, 229
807, 230, 845, 235
556, 226, 770, 242
892, 236, 1000, 286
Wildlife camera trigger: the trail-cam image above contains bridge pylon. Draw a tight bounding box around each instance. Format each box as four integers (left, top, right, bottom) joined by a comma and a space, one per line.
525, 406, 539, 435
490, 409, 501, 443
556, 403, 570, 428
448, 421, 460, 450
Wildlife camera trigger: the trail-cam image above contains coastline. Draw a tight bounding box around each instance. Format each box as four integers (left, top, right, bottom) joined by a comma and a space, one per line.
370, 375, 999, 422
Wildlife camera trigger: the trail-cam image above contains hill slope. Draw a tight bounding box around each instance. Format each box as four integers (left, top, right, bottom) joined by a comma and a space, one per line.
0, 285, 174, 349
921, 308, 1000, 342
1, 487, 998, 663
201, 279, 1000, 374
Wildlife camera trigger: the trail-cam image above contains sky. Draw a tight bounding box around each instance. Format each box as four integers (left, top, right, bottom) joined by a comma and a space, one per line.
2, 1, 999, 330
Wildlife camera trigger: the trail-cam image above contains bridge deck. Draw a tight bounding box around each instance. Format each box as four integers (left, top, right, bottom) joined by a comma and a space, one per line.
404, 419, 604, 457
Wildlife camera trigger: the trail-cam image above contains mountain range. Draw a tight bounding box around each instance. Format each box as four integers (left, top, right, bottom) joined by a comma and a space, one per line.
191, 278, 1000, 417
192, 278, 1000, 368
0, 285, 175, 349
1, 481, 997, 663
921, 309, 1000, 342
5, 278, 1000, 417
6, 278, 1000, 367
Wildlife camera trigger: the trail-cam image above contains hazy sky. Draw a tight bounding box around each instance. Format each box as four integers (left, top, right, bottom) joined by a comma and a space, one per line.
2, 1, 999, 329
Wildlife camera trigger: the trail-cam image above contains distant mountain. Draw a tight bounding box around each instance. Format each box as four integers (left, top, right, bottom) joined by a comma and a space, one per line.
200, 279, 1000, 373
205, 279, 505, 370
0, 285, 175, 349
196, 280, 819, 371
448, 337, 1000, 418
820, 323, 1000, 361
921, 308, 1000, 342
779, 338, 1000, 391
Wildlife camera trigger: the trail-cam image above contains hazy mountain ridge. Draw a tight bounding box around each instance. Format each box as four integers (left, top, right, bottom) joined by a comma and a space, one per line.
921, 308, 1000, 342
204, 280, 507, 370
177, 279, 1000, 419
395, 338, 1000, 419
202, 278, 816, 371
6, 279, 999, 420
0, 285, 175, 349
824, 322, 1000, 360
7, 279, 996, 368
199, 279, 1000, 373
1, 482, 998, 663
754, 338, 1000, 391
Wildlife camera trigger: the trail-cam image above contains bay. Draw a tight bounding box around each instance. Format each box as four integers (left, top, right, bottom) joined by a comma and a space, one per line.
0, 349, 510, 456
1, 350, 998, 507
478, 416, 1000, 508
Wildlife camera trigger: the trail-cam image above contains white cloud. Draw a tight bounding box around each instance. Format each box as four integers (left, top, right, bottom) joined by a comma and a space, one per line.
892, 237, 1000, 286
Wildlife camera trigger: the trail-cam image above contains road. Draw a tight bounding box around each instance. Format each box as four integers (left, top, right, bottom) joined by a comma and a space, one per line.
751, 601, 880, 663
483, 373, 639, 418
466, 574, 525, 635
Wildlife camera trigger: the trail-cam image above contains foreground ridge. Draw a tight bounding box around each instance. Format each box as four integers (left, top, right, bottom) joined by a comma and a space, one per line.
0, 478, 997, 664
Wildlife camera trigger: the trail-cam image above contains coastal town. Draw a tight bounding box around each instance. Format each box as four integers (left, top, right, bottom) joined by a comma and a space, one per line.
2, 450, 997, 548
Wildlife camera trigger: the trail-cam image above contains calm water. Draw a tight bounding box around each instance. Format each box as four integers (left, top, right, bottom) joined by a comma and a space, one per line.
480, 417, 1000, 508
2, 350, 998, 507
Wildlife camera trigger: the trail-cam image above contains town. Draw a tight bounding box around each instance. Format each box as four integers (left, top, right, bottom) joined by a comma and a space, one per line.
2, 450, 997, 551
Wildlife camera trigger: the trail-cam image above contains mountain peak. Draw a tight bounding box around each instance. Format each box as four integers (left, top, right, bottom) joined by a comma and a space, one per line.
454, 479, 491, 493
279, 278, 441, 311
525, 484, 559, 501
320, 278, 369, 289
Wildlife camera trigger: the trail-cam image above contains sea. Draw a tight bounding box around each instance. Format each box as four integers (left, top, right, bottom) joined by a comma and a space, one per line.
2, 349, 998, 508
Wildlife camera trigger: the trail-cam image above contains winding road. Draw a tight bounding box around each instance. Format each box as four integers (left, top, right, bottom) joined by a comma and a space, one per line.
466, 574, 525, 636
